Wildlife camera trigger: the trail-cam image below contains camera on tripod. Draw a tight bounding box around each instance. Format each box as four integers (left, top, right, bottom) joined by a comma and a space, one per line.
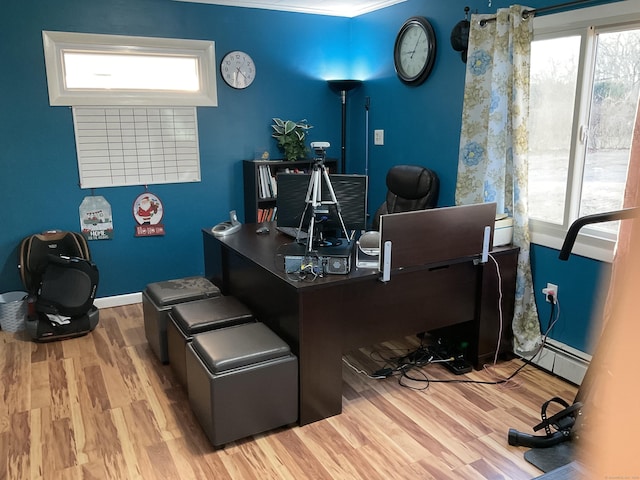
311, 142, 330, 159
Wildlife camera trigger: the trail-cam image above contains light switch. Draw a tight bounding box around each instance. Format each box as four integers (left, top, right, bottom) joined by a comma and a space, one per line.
374, 129, 384, 145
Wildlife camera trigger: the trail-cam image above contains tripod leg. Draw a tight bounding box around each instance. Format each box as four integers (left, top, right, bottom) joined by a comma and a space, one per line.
304, 168, 323, 252
320, 166, 349, 240
297, 170, 318, 239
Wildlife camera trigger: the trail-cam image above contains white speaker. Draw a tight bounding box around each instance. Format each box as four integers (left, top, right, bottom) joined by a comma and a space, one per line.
356, 231, 380, 269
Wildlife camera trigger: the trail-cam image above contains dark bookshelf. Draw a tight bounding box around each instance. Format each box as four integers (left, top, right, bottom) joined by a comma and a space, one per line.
242, 158, 337, 224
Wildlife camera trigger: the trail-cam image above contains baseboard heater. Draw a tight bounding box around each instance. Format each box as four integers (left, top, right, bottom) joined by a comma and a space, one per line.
527, 339, 591, 386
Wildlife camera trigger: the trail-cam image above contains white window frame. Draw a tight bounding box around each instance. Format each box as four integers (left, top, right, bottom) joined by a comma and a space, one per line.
42, 31, 217, 106
529, 0, 640, 263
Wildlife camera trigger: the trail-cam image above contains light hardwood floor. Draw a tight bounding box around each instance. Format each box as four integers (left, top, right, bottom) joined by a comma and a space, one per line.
0, 304, 578, 480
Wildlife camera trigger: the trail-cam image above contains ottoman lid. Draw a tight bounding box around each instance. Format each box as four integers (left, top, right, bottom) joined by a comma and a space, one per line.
171, 296, 254, 335
192, 322, 291, 373
145, 276, 220, 307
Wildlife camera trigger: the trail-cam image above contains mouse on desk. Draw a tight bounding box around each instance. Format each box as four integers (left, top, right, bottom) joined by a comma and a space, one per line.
256, 226, 270, 235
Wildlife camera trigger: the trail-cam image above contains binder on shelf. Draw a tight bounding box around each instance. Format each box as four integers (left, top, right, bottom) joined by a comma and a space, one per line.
268, 166, 277, 197
258, 165, 268, 198
258, 164, 278, 199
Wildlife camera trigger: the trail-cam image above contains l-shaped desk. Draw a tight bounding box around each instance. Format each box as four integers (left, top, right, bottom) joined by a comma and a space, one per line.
203, 223, 518, 425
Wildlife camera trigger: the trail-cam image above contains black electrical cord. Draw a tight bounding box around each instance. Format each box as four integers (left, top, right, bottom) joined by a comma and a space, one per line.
344, 294, 560, 395
349, 298, 560, 392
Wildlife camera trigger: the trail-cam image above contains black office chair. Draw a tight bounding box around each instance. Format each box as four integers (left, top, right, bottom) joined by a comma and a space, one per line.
372, 164, 440, 230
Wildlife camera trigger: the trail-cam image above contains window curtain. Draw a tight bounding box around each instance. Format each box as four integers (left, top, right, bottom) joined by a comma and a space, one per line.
455, 5, 541, 353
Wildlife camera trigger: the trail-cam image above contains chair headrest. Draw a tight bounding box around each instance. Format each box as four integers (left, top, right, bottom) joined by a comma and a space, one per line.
386, 165, 437, 200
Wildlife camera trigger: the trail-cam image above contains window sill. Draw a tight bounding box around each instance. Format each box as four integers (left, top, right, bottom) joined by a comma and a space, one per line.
530, 224, 614, 263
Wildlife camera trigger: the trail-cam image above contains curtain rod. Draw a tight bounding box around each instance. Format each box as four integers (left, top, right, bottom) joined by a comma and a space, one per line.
479, 0, 602, 25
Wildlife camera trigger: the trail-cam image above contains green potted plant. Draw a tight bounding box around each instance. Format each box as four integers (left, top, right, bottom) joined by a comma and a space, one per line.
271, 118, 313, 161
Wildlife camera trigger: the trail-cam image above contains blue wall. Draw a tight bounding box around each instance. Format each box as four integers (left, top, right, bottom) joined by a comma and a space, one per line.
0, 0, 615, 353
531, 244, 611, 353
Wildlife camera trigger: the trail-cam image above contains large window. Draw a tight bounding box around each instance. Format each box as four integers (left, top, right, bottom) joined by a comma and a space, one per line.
528, 1, 640, 262
42, 31, 217, 106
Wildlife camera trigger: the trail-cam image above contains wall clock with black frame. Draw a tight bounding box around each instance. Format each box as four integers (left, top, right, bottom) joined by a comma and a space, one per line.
393, 16, 437, 86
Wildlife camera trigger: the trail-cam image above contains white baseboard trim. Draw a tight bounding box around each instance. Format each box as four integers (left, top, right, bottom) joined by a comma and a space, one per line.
94, 293, 142, 309
529, 338, 592, 385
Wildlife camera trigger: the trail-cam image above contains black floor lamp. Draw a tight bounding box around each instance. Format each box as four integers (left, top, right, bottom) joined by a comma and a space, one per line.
327, 79, 362, 173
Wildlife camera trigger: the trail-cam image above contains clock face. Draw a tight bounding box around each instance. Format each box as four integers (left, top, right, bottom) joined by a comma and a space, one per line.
220, 50, 256, 89
394, 17, 436, 85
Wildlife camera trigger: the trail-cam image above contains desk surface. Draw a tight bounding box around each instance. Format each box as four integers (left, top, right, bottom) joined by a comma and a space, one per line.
204, 221, 496, 289
202, 223, 518, 425
206, 222, 374, 286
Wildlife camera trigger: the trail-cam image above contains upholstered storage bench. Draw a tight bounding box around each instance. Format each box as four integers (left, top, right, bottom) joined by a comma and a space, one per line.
167, 295, 254, 387
143, 276, 220, 364
186, 322, 298, 447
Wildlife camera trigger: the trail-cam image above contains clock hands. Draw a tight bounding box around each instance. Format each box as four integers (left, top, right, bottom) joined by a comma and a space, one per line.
222, 51, 255, 89
235, 66, 247, 80
405, 31, 425, 58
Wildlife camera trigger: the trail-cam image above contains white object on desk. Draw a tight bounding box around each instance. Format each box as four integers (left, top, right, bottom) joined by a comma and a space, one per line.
356, 231, 380, 269
212, 210, 241, 237
493, 214, 514, 247
381, 240, 392, 282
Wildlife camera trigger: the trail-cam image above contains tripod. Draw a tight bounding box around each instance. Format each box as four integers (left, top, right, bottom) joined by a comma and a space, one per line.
298, 155, 349, 253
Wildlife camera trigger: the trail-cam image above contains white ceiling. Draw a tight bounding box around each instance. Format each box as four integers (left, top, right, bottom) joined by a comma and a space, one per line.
172, 0, 407, 18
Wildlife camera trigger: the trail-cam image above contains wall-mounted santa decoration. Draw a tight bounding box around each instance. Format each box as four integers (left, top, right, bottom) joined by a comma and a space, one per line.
133, 191, 165, 237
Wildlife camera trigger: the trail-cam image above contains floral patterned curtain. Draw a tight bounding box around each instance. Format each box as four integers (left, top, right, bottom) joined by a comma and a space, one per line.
455, 5, 540, 354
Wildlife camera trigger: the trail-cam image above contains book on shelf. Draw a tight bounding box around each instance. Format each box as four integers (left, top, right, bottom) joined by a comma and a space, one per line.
257, 207, 277, 223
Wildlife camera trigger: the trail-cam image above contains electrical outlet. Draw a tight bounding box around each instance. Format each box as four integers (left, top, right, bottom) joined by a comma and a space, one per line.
374, 129, 384, 145
542, 282, 558, 303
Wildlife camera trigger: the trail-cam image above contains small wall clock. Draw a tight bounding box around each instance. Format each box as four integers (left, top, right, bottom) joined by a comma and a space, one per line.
220, 50, 256, 89
393, 16, 437, 86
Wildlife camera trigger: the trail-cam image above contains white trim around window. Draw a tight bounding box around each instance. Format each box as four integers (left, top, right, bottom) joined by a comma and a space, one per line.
42, 31, 217, 106
530, 219, 616, 263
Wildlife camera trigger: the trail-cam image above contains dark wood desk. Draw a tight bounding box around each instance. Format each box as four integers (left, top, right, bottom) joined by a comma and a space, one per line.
203, 223, 518, 425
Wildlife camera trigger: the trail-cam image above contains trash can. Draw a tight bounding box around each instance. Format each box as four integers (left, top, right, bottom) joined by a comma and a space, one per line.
0, 291, 28, 333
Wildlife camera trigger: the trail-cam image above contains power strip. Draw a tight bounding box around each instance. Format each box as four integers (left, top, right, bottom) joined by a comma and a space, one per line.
431, 349, 472, 375
442, 357, 472, 375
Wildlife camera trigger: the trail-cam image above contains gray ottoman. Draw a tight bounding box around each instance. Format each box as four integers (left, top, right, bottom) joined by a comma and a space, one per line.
186, 322, 298, 447
167, 295, 255, 387
143, 276, 220, 363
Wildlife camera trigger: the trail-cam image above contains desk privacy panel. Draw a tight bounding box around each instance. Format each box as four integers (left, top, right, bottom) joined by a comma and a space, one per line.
379, 202, 496, 271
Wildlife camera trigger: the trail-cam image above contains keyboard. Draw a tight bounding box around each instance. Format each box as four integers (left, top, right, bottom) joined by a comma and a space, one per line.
276, 226, 308, 240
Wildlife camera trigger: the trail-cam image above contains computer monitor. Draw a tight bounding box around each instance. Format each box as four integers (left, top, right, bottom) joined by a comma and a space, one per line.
276, 173, 368, 237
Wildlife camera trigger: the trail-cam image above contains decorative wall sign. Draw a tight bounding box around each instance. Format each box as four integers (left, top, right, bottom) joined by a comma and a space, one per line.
79, 195, 114, 240
133, 191, 165, 237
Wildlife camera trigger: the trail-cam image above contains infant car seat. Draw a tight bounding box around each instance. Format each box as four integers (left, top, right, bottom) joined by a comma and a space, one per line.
18, 230, 99, 342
